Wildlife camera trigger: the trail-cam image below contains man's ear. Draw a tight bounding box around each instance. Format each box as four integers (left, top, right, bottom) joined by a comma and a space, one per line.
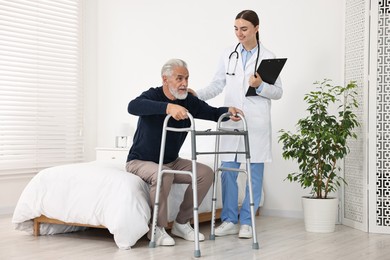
162, 75, 168, 85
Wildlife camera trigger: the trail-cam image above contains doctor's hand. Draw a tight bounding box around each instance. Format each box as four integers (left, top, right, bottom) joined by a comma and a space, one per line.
187, 88, 198, 97
166, 103, 189, 121
228, 107, 244, 122
249, 72, 262, 89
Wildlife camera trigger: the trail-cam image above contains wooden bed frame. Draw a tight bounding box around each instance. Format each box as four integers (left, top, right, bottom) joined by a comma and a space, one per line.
33, 209, 222, 236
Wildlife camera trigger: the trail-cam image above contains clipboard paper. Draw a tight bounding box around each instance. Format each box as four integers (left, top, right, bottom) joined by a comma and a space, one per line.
245, 58, 287, 97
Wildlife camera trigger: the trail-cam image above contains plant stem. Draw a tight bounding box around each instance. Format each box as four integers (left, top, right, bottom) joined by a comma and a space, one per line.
316, 137, 322, 198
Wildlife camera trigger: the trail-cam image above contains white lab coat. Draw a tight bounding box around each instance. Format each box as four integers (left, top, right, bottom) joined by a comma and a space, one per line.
197, 43, 283, 163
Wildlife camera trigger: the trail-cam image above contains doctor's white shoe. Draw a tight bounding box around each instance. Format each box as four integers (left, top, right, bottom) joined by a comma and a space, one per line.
215, 221, 239, 236
147, 226, 175, 246
171, 221, 205, 241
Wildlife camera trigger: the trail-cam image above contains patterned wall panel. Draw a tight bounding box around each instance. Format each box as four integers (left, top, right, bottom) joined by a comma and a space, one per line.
376, 0, 390, 227
344, 0, 367, 224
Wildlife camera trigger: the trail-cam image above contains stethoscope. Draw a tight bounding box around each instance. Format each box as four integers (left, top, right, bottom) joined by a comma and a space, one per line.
226, 41, 260, 77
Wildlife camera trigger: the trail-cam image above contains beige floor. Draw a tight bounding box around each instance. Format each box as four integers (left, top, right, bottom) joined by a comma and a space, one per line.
1, 214, 390, 260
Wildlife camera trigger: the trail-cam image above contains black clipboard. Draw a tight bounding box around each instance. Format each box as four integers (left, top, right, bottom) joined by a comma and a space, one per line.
246, 58, 287, 96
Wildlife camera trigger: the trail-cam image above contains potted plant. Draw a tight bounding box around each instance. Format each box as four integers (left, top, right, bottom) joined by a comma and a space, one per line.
278, 79, 359, 232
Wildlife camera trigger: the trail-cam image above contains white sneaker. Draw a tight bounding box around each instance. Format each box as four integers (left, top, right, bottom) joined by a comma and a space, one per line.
215, 221, 239, 236
171, 221, 205, 241
147, 226, 175, 246
238, 224, 253, 238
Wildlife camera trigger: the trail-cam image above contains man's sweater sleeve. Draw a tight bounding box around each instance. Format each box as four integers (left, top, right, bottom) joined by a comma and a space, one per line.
128, 89, 167, 116
188, 95, 229, 122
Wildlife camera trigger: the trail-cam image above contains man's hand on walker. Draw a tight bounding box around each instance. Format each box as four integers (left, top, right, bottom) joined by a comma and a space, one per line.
167, 103, 189, 121
228, 107, 244, 121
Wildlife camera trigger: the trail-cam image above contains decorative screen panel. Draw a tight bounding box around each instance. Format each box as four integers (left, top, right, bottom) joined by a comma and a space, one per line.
343, 0, 368, 228
375, 0, 390, 228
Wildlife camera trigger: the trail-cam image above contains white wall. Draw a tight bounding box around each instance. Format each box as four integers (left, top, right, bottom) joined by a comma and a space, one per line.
0, 0, 345, 216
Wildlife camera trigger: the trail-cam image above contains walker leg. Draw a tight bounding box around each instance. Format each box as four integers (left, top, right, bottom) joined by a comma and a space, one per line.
149, 170, 163, 248
209, 170, 219, 240
246, 159, 259, 250
149, 118, 171, 248
192, 159, 201, 257
210, 132, 221, 241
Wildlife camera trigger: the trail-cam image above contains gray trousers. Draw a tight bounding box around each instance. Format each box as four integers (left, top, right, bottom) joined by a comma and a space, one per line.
126, 158, 214, 227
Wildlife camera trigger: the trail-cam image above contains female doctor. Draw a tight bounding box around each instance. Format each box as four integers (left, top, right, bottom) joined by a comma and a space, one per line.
191, 10, 283, 238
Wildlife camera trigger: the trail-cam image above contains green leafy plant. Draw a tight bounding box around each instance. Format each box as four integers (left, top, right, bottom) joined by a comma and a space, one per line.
278, 79, 359, 199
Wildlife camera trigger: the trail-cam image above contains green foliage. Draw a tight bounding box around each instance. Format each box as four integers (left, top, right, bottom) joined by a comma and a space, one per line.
278, 79, 360, 198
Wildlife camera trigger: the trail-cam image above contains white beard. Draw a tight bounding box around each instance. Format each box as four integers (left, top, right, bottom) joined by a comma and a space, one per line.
169, 86, 188, 100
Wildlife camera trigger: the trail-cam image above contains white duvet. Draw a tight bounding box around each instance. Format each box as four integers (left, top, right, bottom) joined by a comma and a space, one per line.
12, 161, 151, 250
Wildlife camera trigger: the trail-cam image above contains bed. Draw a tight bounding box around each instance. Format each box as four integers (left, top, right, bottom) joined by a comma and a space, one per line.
12, 159, 256, 249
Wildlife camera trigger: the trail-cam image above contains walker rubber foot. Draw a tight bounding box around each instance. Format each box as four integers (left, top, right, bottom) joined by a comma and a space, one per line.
209, 234, 215, 240
252, 242, 259, 250
194, 250, 201, 258
149, 241, 156, 248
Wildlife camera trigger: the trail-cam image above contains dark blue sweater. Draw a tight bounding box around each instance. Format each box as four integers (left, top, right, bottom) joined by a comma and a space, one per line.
127, 86, 228, 164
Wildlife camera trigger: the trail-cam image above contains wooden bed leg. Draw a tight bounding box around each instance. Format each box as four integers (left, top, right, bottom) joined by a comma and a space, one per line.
33, 218, 40, 236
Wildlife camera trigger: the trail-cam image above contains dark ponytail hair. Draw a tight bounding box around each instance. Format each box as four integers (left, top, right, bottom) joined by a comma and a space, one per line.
235, 10, 259, 41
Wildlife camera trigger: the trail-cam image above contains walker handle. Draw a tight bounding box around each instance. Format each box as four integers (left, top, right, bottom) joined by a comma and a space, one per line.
163, 113, 195, 132
216, 112, 247, 131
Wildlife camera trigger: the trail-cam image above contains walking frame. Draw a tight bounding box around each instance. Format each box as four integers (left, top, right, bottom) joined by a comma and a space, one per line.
149, 112, 259, 258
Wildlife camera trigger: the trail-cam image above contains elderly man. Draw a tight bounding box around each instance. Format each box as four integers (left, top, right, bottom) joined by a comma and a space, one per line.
126, 58, 243, 246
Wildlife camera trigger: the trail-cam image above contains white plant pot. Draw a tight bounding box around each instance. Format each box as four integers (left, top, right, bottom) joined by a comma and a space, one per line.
302, 196, 338, 233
